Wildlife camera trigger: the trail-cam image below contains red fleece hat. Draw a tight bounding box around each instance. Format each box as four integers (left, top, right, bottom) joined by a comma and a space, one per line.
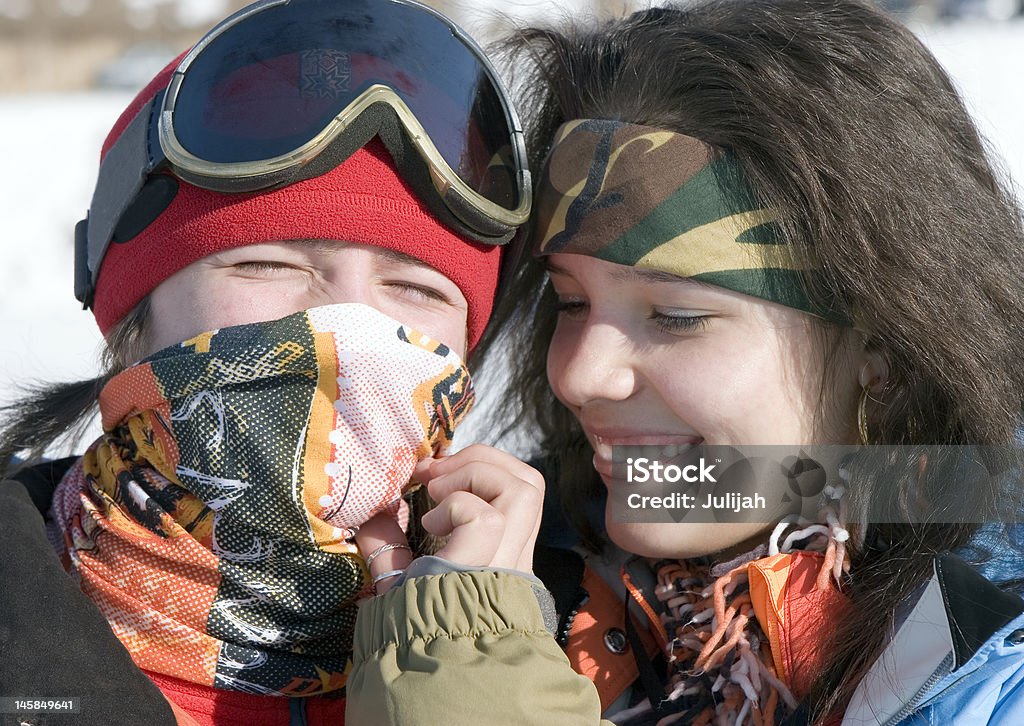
91, 58, 501, 352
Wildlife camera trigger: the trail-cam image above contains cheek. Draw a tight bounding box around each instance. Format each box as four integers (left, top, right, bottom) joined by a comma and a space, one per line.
147, 282, 295, 354
650, 343, 748, 425
433, 316, 468, 359
654, 338, 810, 443
544, 324, 573, 404
147, 279, 211, 354
709, 330, 823, 443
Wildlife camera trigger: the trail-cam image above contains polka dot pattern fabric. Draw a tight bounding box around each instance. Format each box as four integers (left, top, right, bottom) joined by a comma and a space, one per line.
51, 303, 475, 697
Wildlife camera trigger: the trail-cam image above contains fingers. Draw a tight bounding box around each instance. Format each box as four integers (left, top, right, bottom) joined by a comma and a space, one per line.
354, 510, 413, 596
421, 491, 504, 567
411, 457, 434, 487
425, 462, 544, 552
419, 446, 545, 572
422, 444, 546, 492
355, 446, 546, 593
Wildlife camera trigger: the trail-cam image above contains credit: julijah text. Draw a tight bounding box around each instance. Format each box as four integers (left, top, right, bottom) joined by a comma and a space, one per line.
624, 490, 767, 513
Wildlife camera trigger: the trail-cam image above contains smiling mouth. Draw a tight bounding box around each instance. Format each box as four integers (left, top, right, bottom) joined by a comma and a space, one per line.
590, 434, 704, 479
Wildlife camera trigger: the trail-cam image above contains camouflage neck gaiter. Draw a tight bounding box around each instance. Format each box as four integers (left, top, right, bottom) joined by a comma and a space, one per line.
51, 303, 474, 696
534, 119, 846, 322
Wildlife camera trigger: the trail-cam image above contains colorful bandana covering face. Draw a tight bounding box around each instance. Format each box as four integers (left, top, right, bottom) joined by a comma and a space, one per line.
534, 119, 841, 321
52, 303, 474, 696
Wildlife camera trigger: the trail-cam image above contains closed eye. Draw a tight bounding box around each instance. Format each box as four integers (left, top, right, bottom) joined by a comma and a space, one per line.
232, 260, 304, 275
651, 312, 709, 333
553, 297, 588, 318
385, 281, 451, 304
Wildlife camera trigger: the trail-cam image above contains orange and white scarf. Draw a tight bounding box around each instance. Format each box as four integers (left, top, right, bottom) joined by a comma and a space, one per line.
52, 303, 474, 696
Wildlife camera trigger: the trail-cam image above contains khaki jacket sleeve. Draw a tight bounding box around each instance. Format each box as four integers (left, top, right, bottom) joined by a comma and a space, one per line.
346, 570, 612, 725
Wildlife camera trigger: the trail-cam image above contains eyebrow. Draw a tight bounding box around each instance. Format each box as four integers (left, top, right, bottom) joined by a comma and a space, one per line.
376, 247, 435, 270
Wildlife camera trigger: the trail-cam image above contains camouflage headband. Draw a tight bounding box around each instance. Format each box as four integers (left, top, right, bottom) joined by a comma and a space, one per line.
534, 119, 846, 322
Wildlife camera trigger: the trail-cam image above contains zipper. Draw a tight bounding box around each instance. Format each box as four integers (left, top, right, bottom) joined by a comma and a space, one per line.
879, 651, 953, 726
556, 585, 590, 648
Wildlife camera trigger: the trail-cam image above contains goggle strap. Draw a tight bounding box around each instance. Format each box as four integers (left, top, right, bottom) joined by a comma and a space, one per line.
77, 92, 163, 303
73, 218, 92, 308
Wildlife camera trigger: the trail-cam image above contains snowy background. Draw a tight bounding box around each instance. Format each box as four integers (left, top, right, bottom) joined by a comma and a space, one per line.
1, 8, 1022, 455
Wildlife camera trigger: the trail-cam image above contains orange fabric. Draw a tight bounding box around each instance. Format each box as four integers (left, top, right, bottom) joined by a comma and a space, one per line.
622, 569, 669, 650
748, 553, 793, 685
167, 697, 202, 726
565, 566, 660, 711
747, 551, 850, 700
55, 307, 478, 695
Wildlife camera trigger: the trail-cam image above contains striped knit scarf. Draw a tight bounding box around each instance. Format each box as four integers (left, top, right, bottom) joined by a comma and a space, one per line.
620, 478, 852, 726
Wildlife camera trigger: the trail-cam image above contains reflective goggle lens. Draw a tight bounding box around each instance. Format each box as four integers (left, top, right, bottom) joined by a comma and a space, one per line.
171, 0, 520, 210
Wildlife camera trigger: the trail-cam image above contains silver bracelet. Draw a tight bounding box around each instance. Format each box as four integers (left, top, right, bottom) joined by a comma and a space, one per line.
372, 569, 405, 585
365, 542, 412, 569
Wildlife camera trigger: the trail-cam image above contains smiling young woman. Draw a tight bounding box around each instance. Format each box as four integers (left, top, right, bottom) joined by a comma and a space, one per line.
542, 252, 869, 560
0, 2, 541, 725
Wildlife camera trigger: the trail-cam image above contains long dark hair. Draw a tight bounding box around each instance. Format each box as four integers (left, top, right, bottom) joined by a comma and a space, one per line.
473, 0, 1024, 719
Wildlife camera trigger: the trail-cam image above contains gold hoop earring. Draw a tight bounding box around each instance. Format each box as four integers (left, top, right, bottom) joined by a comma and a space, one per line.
857, 384, 871, 446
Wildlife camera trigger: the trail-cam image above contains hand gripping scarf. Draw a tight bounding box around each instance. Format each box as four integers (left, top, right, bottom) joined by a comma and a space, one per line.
52, 303, 474, 696
533, 119, 848, 324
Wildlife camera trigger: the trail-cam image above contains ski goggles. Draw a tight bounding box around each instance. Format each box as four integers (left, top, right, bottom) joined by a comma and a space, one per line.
75, 0, 530, 307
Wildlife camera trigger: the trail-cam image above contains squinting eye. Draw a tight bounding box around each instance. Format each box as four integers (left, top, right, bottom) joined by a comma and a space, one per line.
232, 261, 299, 274
388, 282, 449, 303
651, 312, 709, 333
553, 298, 588, 318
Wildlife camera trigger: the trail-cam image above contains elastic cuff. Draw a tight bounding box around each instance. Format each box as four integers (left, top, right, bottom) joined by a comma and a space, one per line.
400, 555, 544, 588
355, 570, 553, 658
394, 557, 557, 635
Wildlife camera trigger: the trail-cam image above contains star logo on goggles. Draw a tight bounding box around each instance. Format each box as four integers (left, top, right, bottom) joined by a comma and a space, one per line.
301, 49, 351, 99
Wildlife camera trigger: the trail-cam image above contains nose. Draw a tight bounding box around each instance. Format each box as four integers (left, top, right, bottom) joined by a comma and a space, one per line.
320, 277, 372, 307
313, 252, 375, 308
548, 318, 638, 408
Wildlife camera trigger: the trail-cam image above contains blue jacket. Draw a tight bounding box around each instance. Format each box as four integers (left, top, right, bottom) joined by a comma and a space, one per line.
842, 525, 1024, 725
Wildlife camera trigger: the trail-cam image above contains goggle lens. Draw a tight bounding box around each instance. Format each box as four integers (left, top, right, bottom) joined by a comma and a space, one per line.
172, 0, 519, 209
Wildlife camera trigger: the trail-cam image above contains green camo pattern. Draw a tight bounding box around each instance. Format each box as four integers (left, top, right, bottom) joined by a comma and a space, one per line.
534, 119, 842, 321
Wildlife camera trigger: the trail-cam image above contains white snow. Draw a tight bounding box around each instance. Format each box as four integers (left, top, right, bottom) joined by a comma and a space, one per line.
911, 20, 1024, 195
0, 91, 131, 408
1, 20, 1022, 455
